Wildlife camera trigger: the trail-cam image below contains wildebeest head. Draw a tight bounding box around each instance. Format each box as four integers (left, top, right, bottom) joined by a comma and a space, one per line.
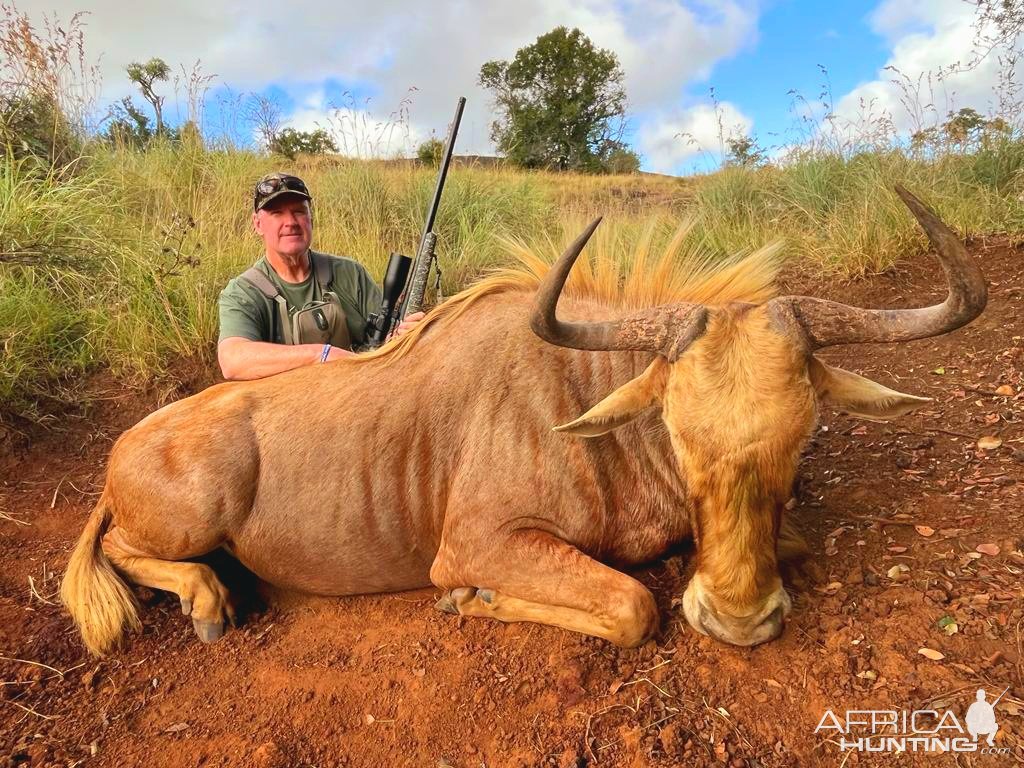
530, 186, 987, 647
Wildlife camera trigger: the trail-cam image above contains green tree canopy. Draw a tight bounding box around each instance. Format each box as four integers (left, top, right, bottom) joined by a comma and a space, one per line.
479, 26, 630, 172
270, 127, 337, 160
725, 135, 768, 168
416, 136, 444, 165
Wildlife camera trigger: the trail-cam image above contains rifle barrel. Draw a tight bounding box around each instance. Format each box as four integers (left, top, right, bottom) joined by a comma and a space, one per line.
419, 96, 466, 245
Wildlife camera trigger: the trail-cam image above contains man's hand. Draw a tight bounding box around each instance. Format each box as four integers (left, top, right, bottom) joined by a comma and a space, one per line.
392, 311, 425, 338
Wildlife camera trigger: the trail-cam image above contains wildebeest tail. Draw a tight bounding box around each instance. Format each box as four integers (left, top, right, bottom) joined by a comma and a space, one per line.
60, 494, 140, 656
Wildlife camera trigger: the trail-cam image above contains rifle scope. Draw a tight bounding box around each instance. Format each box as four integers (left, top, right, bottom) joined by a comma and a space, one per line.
364, 252, 413, 348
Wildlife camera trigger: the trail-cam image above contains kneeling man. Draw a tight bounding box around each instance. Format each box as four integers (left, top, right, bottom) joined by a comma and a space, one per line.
218, 173, 421, 380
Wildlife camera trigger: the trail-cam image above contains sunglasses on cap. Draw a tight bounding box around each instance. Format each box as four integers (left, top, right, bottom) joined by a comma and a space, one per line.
256, 175, 308, 196
254, 174, 311, 210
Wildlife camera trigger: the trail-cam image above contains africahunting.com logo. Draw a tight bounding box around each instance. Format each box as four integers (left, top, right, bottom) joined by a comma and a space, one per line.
815, 687, 1011, 754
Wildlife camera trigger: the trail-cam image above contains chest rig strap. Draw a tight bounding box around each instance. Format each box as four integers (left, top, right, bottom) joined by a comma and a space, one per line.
240, 253, 334, 346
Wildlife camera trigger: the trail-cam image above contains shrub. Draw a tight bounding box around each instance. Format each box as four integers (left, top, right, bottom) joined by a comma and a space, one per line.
602, 144, 641, 174
417, 137, 444, 166
270, 128, 337, 160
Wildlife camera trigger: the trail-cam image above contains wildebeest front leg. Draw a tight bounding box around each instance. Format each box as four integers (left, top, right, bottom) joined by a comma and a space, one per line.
778, 514, 810, 561
431, 530, 659, 648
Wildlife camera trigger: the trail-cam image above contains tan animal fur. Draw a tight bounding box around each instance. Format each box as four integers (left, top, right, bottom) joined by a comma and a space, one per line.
62, 204, 976, 655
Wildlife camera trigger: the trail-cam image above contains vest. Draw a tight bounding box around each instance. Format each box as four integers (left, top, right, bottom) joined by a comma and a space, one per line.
239, 253, 353, 349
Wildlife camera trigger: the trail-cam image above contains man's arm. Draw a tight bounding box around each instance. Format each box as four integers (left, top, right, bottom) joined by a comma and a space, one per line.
218, 337, 352, 381
218, 277, 352, 381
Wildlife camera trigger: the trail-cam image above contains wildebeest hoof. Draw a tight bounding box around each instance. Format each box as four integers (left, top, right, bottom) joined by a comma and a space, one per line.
435, 587, 480, 614
180, 597, 192, 616
192, 618, 224, 643
434, 593, 458, 614
477, 588, 494, 604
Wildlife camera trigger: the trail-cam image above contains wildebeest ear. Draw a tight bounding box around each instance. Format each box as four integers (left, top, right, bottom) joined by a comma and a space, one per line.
554, 359, 668, 437
808, 357, 931, 422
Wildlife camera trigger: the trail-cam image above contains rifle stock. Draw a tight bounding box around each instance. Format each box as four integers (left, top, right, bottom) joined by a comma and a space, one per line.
404, 232, 436, 316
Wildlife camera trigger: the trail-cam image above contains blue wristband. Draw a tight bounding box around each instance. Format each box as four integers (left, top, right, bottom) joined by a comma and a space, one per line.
319, 344, 331, 363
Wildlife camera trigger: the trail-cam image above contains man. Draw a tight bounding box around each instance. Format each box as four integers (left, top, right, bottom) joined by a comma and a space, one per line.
218, 173, 422, 380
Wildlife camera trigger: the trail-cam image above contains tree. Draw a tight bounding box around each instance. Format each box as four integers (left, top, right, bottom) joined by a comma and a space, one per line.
725, 135, 768, 168
943, 107, 987, 147
270, 127, 337, 160
126, 57, 170, 136
244, 93, 283, 150
416, 136, 443, 165
479, 27, 628, 172
601, 142, 641, 173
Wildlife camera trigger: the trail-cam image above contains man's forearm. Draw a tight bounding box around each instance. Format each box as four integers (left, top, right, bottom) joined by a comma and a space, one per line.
218, 338, 347, 380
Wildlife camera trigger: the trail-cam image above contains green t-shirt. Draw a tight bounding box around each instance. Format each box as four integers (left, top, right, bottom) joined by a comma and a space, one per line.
218, 251, 382, 346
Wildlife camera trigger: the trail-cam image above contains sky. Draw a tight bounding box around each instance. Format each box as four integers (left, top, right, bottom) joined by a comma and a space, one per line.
26, 0, 1020, 174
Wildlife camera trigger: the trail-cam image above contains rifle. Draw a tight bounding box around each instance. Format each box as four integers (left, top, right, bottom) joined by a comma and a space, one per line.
363, 96, 466, 349
991, 686, 1010, 708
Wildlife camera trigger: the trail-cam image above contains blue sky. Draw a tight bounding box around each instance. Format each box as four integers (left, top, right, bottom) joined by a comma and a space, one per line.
36, 0, 1013, 174
625, 1, 897, 170
703, 2, 891, 144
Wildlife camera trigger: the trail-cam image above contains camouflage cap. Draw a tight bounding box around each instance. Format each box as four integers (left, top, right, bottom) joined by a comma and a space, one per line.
253, 172, 312, 212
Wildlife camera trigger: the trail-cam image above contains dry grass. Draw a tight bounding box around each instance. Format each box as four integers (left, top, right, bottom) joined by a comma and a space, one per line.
1, 139, 1023, 419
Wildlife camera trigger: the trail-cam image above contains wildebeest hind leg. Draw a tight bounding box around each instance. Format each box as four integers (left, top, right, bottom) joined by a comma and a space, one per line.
102, 528, 236, 643
431, 529, 658, 648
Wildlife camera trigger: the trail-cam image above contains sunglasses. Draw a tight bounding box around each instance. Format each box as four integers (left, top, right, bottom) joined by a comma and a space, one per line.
256, 176, 309, 197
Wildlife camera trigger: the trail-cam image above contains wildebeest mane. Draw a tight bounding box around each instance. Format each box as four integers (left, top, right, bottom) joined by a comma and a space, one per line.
359, 219, 783, 364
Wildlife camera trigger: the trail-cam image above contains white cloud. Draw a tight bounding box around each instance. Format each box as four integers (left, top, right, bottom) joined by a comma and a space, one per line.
31, 0, 758, 157
835, 0, 1022, 134
284, 91, 425, 158
637, 101, 753, 173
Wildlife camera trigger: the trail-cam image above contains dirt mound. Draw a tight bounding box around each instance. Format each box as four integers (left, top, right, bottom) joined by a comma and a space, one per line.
2, 242, 1022, 767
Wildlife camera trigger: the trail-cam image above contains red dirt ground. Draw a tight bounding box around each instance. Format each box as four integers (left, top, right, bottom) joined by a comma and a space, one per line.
1, 241, 1022, 768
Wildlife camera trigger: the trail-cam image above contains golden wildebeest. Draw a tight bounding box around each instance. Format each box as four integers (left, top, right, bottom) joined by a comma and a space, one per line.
61, 187, 985, 656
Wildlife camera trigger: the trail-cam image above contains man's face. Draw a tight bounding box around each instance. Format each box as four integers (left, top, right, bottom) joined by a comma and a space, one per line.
253, 196, 313, 259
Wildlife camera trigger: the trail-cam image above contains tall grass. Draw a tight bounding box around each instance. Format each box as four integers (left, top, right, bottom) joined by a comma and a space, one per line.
690, 146, 1024, 274
0, 146, 565, 418
1, 137, 1023, 420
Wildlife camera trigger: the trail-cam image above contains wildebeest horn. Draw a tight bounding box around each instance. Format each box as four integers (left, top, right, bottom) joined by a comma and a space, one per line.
768, 185, 987, 350
530, 218, 708, 359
